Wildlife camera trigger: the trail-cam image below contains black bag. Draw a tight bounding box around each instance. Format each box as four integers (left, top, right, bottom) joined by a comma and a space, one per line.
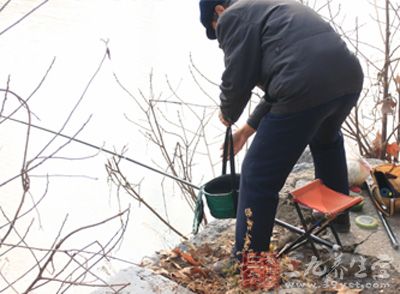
370, 164, 400, 216
192, 126, 240, 234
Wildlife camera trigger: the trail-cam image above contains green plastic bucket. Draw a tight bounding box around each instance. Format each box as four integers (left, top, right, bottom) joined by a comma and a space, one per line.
192, 126, 239, 234
203, 174, 240, 218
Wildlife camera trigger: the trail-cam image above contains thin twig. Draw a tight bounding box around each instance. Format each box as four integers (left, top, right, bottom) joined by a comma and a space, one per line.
0, 0, 50, 36
23, 209, 129, 293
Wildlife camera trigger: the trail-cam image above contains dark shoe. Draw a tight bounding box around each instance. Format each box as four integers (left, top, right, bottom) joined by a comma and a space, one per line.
331, 213, 350, 233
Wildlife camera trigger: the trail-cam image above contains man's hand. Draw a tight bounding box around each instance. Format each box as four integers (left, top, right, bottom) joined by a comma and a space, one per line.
219, 111, 231, 127
221, 123, 256, 156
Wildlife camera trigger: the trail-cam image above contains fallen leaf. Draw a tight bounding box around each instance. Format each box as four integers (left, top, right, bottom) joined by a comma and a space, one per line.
372, 132, 383, 157
153, 268, 170, 276
181, 252, 201, 266
289, 258, 301, 270
172, 247, 201, 266
171, 247, 181, 254
386, 142, 400, 158
171, 269, 191, 283
334, 282, 363, 294
188, 266, 209, 278
171, 261, 182, 270
195, 244, 213, 256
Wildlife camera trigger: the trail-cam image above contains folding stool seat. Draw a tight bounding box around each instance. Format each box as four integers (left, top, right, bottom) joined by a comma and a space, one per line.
278, 179, 363, 258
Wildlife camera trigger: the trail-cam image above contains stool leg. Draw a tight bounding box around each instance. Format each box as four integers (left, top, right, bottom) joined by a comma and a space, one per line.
287, 219, 342, 253
278, 230, 315, 256
310, 215, 343, 249
294, 203, 320, 258
278, 220, 323, 257
329, 224, 342, 247
275, 219, 336, 249
278, 233, 308, 257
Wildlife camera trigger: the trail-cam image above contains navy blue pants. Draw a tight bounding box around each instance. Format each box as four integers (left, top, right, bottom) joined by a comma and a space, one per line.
234, 93, 360, 256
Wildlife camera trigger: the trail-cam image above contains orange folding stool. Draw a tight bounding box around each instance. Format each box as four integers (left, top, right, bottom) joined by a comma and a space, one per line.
278, 179, 363, 258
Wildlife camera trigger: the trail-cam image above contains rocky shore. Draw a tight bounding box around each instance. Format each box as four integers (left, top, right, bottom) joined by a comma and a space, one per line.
93, 154, 400, 293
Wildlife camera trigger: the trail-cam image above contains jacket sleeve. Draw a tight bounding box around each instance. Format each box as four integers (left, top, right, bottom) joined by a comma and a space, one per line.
247, 98, 271, 129
216, 11, 261, 123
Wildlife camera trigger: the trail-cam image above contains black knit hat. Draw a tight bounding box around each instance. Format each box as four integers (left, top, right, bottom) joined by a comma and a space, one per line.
199, 0, 226, 40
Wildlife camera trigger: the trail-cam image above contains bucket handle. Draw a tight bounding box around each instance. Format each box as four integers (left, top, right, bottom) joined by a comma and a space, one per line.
221, 126, 238, 212
192, 127, 238, 235
222, 126, 235, 176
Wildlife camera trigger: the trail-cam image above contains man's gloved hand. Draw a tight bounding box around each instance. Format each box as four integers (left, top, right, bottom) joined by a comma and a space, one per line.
221, 123, 256, 156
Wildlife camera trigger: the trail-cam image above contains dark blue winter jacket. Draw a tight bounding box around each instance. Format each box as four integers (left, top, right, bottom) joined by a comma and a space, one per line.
216, 0, 364, 128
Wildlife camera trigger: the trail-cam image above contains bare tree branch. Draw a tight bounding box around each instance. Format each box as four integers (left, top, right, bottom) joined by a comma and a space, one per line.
0, 0, 50, 37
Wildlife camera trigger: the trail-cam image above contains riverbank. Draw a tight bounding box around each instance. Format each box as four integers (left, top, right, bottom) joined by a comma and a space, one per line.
93, 157, 400, 293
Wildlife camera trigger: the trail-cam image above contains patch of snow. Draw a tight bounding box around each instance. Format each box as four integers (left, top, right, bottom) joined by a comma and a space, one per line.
91, 265, 194, 294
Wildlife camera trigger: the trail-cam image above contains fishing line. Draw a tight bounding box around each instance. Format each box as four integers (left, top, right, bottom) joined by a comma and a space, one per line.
2, 116, 341, 246
1, 115, 200, 190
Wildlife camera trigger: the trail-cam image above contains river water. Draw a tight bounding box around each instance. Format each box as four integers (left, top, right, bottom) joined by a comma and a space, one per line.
0, 0, 226, 292
0, 0, 376, 293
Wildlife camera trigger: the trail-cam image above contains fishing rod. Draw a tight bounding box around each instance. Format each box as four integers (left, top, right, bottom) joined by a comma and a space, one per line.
3, 115, 341, 246
364, 181, 399, 249
2, 115, 199, 190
